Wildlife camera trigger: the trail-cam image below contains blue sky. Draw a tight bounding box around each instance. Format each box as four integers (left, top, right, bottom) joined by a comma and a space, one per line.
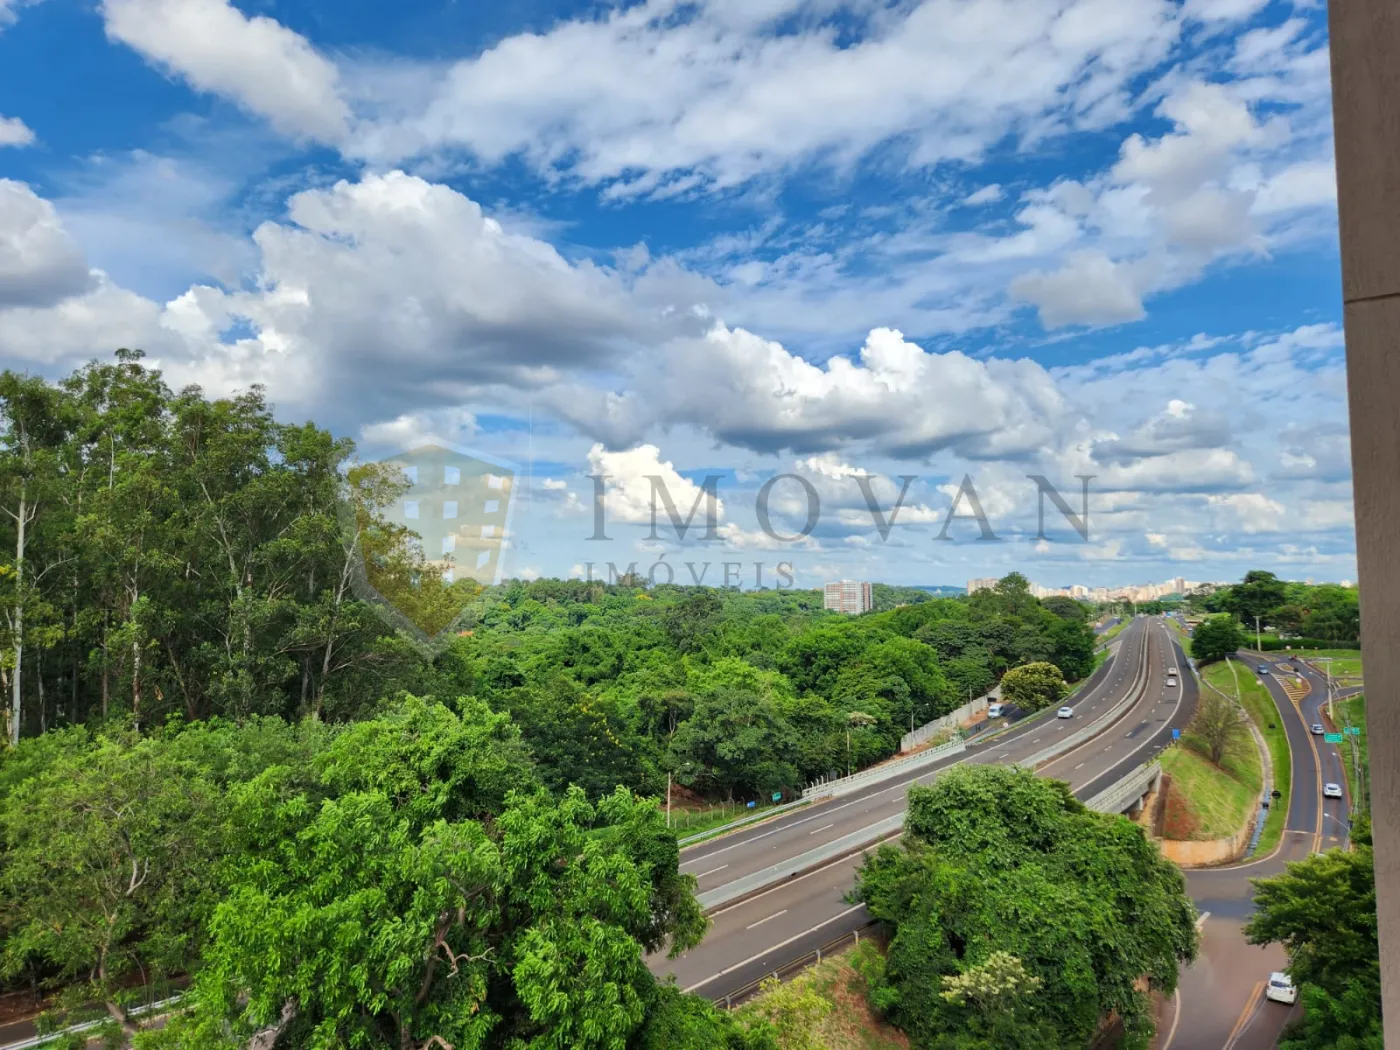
0, 0, 1355, 589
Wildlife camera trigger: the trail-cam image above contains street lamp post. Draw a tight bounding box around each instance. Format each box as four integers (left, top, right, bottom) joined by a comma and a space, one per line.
1253, 615, 1263, 652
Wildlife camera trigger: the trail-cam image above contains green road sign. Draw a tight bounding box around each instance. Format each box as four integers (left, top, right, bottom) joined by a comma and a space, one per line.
1324, 732, 1344, 744
772, 792, 782, 802
1345, 726, 1362, 736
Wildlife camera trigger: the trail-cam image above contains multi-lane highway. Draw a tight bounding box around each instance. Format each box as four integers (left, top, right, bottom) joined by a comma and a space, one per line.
1160, 650, 1355, 1050
652, 616, 1191, 1002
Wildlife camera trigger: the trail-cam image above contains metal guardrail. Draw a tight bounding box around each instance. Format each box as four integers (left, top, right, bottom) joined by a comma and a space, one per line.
1085, 761, 1162, 814
678, 798, 810, 847
713, 921, 880, 1008
696, 811, 905, 912
3, 995, 184, 1050
801, 737, 965, 801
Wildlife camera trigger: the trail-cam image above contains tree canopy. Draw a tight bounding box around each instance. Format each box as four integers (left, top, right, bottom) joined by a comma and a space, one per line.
1245, 820, 1382, 1050
1190, 614, 1246, 664
854, 765, 1198, 1050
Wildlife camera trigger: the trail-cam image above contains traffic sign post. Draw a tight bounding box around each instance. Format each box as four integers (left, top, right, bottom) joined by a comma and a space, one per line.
1346, 727, 1362, 736
1171, 728, 1181, 741
1325, 732, 1344, 744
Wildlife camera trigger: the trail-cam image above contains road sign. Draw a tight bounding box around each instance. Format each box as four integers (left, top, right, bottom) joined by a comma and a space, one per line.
1324, 732, 1344, 744
1345, 727, 1362, 736
771, 792, 782, 802
746, 800, 757, 809
1171, 728, 1181, 740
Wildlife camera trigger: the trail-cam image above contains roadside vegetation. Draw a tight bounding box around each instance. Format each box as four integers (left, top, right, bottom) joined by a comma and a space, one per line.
852, 765, 1198, 1050
1197, 659, 1291, 856
738, 947, 910, 1050
1246, 817, 1381, 1050
1159, 682, 1262, 840
1099, 617, 1132, 643
1332, 694, 1369, 816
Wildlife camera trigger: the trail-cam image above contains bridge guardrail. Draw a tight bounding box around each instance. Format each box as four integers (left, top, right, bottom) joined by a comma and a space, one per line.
1085, 761, 1162, 814
801, 737, 965, 801
696, 811, 905, 912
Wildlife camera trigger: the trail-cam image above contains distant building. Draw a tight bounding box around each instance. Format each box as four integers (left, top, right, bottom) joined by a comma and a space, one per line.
967, 577, 1000, 594
825, 580, 873, 614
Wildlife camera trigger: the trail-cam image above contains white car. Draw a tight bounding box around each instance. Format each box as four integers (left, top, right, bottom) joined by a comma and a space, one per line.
1168, 667, 1179, 676
1265, 972, 1298, 1005
1056, 706, 1074, 719
1324, 782, 1344, 799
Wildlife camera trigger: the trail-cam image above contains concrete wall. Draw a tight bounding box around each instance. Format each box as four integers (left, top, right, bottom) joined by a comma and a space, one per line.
1159, 820, 1254, 868
1327, 4, 1400, 1040
900, 694, 989, 752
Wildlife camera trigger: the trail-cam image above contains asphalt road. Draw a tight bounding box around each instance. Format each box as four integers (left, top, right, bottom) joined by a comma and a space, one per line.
1159, 652, 1333, 1050
678, 619, 1150, 897
653, 617, 1191, 1002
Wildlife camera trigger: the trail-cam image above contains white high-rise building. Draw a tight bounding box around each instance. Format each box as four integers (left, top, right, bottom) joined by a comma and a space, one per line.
824, 580, 873, 614
967, 577, 1000, 594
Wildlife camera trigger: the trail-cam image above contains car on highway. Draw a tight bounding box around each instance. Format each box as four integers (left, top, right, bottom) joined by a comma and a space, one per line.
1324, 782, 1344, 799
1258, 665, 1270, 674
1311, 723, 1325, 735
987, 703, 1005, 718
1168, 667, 1178, 675
1056, 706, 1074, 719
1265, 972, 1298, 1005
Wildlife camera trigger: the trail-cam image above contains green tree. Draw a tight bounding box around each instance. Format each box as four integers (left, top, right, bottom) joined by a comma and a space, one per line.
1245, 830, 1379, 999
1224, 570, 1287, 627
855, 765, 1197, 1050
165, 699, 706, 1050
0, 730, 223, 1033
1190, 614, 1245, 663
670, 688, 799, 799
999, 661, 1067, 712
1190, 689, 1251, 768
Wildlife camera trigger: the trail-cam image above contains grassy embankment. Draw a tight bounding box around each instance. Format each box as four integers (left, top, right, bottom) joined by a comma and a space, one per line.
738, 946, 909, 1050
1332, 694, 1369, 815
1099, 617, 1132, 644
1158, 657, 1262, 840
1300, 649, 1364, 687
1194, 659, 1290, 855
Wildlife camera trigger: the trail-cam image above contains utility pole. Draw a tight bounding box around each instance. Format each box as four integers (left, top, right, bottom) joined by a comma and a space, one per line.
666, 771, 672, 828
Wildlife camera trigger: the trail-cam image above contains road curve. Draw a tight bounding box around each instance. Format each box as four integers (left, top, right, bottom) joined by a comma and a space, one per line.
653, 617, 1189, 1003
1160, 652, 1334, 1050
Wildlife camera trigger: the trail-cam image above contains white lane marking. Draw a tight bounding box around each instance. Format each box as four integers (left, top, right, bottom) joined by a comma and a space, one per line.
1196, 911, 1211, 930
1074, 762, 1086, 770
745, 909, 788, 930
808, 824, 835, 835
680, 800, 859, 866
695, 865, 729, 880
684, 904, 868, 991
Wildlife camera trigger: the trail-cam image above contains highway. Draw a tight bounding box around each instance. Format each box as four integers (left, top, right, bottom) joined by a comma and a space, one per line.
652, 617, 1191, 1002
677, 618, 1149, 898
1160, 650, 1350, 1050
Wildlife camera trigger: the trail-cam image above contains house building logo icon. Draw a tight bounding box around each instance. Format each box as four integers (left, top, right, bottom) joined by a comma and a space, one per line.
345, 440, 517, 645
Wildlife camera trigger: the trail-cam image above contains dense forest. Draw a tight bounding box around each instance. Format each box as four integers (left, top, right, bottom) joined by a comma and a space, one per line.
0, 352, 1098, 797
1193, 570, 1360, 645
0, 354, 1143, 1048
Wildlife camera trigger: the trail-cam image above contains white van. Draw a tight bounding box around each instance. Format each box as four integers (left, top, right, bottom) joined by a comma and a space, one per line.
987, 703, 1005, 719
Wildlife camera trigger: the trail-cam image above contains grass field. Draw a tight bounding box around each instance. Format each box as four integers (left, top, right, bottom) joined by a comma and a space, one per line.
1159, 742, 1259, 840
1301, 650, 1364, 679
738, 944, 909, 1050
1100, 617, 1131, 643
1199, 659, 1291, 856
1332, 694, 1369, 815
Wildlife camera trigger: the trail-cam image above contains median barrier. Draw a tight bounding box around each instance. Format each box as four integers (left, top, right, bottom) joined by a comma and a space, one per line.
801, 737, 966, 801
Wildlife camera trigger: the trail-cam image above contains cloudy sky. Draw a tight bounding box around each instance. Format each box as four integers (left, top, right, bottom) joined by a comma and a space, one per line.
0, 0, 1355, 589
